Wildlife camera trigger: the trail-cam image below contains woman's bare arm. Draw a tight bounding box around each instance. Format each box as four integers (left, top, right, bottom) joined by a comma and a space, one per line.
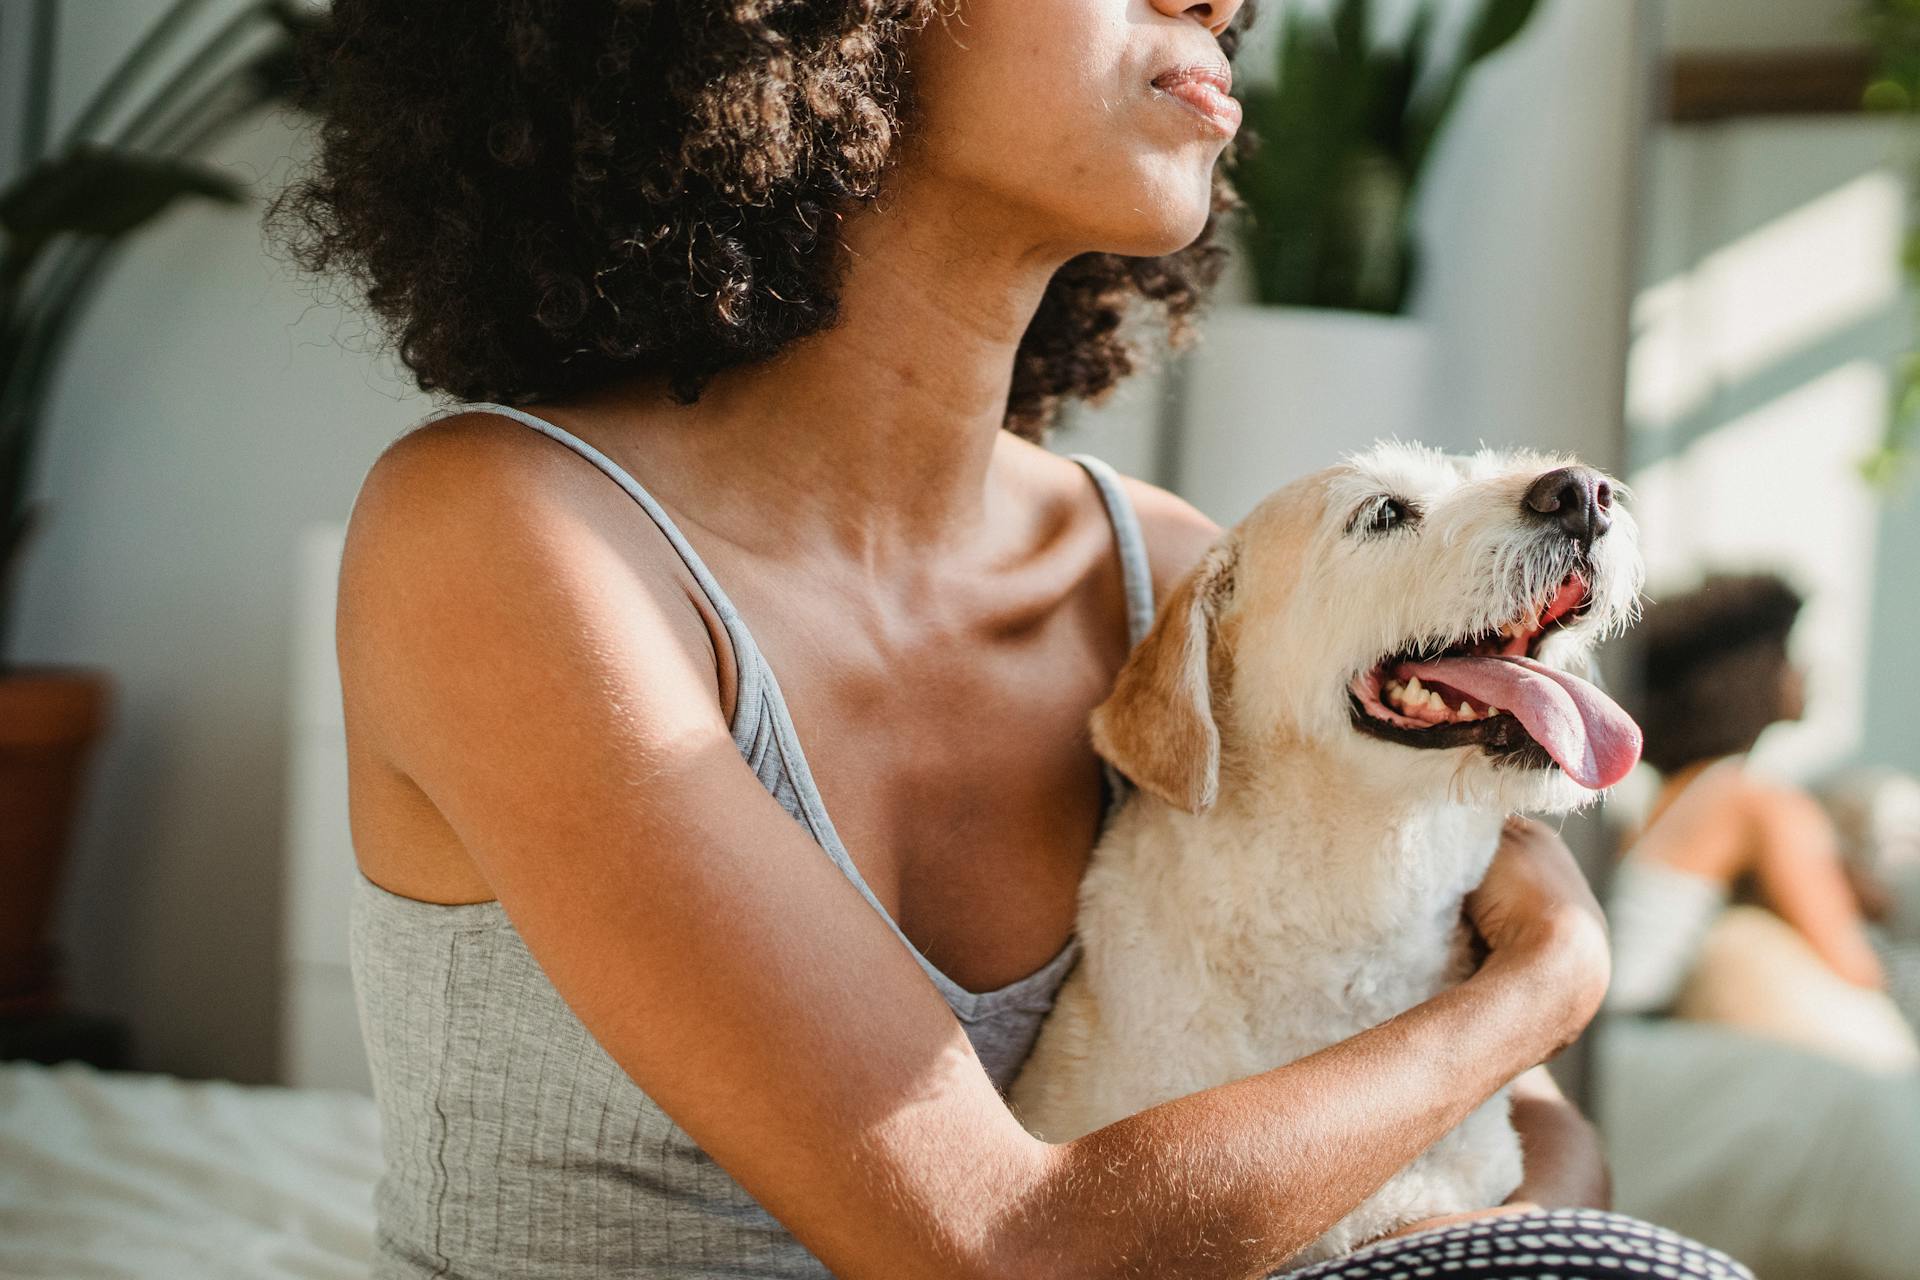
1748, 785, 1886, 989
1506, 1065, 1610, 1210
341, 430, 1609, 1280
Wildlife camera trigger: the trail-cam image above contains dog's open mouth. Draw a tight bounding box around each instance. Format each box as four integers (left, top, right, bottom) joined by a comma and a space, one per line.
1347, 574, 1642, 789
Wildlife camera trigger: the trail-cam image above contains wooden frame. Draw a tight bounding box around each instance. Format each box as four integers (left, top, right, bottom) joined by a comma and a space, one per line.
1667, 49, 1876, 122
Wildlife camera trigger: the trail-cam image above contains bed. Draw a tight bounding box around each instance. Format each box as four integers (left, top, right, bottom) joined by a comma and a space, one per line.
0, 1060, 378, 1280
1597, 1015, 1920, 1280
7, 1022, 1919, 1280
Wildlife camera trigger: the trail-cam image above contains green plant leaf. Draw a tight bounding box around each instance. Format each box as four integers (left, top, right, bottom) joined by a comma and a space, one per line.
1230, 0, 1539, 312
1404, 0, 1540, 197
1464, 0, 1540, 65
1331, 0, 1370, 66
61, 0, 217, 147
1, 145, 245, 244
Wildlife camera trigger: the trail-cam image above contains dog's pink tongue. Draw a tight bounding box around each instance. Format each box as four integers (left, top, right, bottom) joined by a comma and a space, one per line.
1400, 654, 1642, 790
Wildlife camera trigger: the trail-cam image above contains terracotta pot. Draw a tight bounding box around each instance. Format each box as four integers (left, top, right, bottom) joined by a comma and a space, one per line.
0, 665, 114, 1016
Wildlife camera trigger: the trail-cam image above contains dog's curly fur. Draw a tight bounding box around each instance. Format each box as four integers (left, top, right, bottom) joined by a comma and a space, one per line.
1009, 443, 1645, 1267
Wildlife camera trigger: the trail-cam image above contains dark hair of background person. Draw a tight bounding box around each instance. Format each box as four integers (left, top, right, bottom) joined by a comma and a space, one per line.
264, 0, 1257, 441
1633, 572, 1807, 775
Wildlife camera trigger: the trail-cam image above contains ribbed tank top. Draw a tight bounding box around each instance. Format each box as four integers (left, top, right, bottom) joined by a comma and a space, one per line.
349, 401, 1158, 1278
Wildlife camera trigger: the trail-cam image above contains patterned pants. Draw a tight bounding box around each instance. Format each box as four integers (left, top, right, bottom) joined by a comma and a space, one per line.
1286, 1208, 1753, 1279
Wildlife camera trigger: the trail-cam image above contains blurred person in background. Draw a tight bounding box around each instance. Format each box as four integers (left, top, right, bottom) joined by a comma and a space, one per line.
1606, 573, 1916, 1071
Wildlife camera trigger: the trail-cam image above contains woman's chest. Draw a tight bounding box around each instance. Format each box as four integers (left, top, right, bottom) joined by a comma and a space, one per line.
751, 594, 1125, 993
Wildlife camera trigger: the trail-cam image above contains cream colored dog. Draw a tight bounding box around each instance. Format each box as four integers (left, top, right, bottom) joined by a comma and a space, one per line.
1007, 442, 1645, 1267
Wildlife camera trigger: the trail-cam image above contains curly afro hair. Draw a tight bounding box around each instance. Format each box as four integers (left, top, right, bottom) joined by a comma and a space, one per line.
1633, 572, 1807, 774
265, 0, 1254, 441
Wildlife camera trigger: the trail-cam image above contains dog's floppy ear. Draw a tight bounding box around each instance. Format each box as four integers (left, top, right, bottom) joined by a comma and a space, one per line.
1090, 539, 1238, 814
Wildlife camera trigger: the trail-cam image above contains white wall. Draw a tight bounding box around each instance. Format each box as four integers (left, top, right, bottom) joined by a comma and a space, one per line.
12, 0, 1650, 1083
6, 0, 428, 1082
1624, 115, 1920, 780
1411, 0, 1646, 467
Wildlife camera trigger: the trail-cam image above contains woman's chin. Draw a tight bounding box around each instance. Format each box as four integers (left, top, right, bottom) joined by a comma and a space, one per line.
1087, 198, 1215, 260
1091, 168, 1220, 257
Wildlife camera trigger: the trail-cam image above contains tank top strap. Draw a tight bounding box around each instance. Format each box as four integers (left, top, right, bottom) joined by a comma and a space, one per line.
417, 401, 770, 749
1062, 452, 1158, 826
1065, 452, 1157, 650
426, 401, 749, 621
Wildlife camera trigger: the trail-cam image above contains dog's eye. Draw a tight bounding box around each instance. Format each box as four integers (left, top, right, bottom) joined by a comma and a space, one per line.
1354, 497, 1416, 535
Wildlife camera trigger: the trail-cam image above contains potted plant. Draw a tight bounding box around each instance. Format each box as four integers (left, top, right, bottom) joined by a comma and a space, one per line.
1176, 0, 1539, 523
0, 0, 318, 1019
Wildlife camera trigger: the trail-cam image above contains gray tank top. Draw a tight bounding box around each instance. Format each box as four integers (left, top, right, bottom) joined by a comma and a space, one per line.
350, 401, 1157, 1278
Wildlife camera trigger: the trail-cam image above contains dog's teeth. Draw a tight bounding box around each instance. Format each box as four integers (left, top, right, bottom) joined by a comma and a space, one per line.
1458, 701, 1474, 718
1426, 690, 1445, 711
1405, 677, 1425, 700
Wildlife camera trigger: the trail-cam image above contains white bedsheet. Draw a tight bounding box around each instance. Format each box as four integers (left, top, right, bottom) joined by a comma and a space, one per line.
0, 1061, 379, 1280
6, 1030, 1918, 1280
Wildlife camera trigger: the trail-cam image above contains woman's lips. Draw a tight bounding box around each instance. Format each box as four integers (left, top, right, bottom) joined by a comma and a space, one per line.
1151, 65, 1241, 137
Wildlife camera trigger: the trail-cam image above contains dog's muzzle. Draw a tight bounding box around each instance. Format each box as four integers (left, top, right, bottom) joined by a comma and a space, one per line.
1346, 573, 1642, 790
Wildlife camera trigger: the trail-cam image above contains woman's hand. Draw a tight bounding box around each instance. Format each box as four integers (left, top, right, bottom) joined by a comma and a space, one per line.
1466, 816, 1613, 1055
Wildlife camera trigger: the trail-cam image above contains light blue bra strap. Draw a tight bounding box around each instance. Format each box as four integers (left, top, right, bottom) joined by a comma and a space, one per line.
1066, 453, 1156, 650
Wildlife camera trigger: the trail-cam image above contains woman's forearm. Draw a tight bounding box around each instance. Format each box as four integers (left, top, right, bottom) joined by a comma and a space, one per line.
1507, 1065, 1610, 1210
1751, 787, 1887, 989
1009, 945, 1595, 1280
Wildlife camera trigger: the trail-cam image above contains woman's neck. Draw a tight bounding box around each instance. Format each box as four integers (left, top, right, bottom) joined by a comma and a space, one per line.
590, 174, 1075, 569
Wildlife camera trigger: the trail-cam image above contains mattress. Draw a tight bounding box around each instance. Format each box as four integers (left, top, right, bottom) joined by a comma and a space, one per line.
5, 1026, 1916, 1280
1598, 1015, 1920, 1280
0, 1060, 378, 1280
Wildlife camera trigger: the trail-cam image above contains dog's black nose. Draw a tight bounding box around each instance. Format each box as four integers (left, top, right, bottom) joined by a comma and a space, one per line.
1523, 466, 1612, 550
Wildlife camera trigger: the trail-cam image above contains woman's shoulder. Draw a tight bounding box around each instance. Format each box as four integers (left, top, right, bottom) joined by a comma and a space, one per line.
356, 405, 618, 511
337, 405, 727, 766
1000, 433, 1222, 605
1682, 758, 1817, 823
346, 406, 700, 594
347, 409, 577, 560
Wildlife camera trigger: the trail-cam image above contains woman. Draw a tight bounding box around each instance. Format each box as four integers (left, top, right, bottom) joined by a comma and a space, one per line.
272, 3, 1748, 1276
1607, 573, 1889, 1021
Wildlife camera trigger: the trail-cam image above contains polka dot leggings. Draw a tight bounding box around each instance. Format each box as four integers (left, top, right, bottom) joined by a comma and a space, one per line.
1284, 1209, 1753, 1279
